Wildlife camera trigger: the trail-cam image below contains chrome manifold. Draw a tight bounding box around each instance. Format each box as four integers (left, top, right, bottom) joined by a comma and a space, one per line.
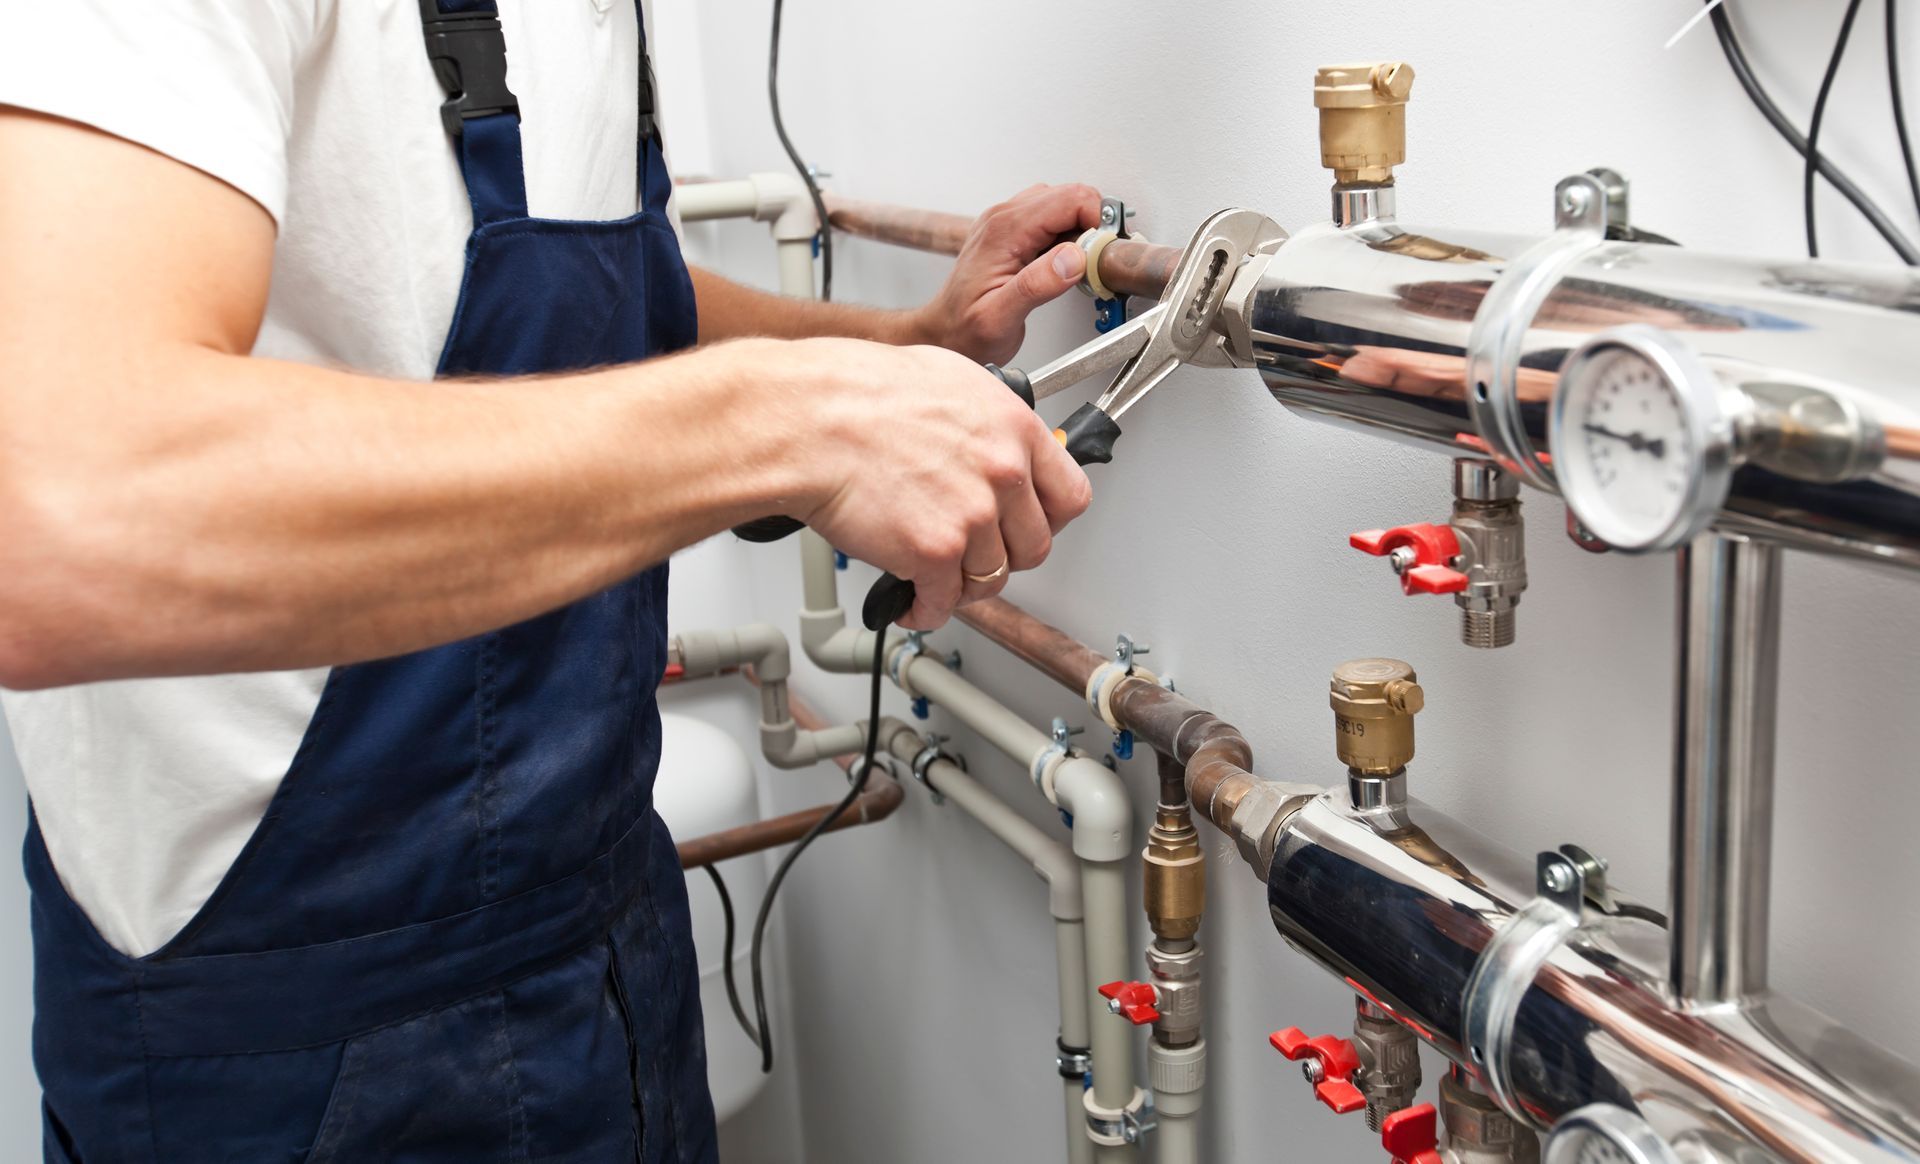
1264, 789, 1920, 1163
1245, 192, 1920, 570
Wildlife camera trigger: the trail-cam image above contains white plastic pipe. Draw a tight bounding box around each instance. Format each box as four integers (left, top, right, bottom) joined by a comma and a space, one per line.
798, 532, 886, 675
880, 720, 1093, 1164
1078, 858, 1135, 1120
675, 173, 819, 300
671, 624, 865, 768
675, 172, 818, 240
674, 179, 760, 223
1056, 921, 1096, 1164
1150, 1039, 1206, 1164
778, 238, 816, 300
888, 653, 1140, 1135
796, 505, 1139, 1153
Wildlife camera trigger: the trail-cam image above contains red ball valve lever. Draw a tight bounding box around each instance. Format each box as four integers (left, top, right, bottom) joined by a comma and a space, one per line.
1349, 523, 1470, 596
1382, 1103, 1445, 1164
1269, 1027, 1367, 1114
1097, 980, 1161, 1026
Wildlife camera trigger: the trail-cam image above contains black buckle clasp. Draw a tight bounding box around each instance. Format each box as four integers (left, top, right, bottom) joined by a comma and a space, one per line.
419, 2, 519, 137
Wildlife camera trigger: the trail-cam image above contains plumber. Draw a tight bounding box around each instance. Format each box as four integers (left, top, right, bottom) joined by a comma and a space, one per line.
0, 2, 1096, 1159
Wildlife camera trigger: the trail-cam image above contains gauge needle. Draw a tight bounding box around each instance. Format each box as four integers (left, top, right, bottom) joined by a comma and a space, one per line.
1583, 423, 1666, 459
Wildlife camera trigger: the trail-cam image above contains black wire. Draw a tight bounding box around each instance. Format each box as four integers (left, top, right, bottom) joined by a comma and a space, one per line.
1707, 1, 1920, 264
744, 628, 886, 1071
701, 864, 757, 1045
1891, 0, 1920, 218
768, 0, 833, 301
1806, 0, 1868, 258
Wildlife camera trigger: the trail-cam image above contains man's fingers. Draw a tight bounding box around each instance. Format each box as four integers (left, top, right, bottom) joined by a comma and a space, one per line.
981, 242, 1086, 327
997, 480, 1054, 574
996, 183, 1103, 243
1028, 419, 1094, 534
958, 509, 1011, 604
902, 557, 962, 631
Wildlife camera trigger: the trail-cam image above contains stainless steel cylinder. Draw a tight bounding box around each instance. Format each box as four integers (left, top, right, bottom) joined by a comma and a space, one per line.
1249, 219, 1920, 570
1266, 790, 1920, 1162
1671, 534, 1781, 1006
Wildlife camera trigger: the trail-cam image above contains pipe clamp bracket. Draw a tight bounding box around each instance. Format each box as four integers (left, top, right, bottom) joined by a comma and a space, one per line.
1083, 1087, 1152, 1148
1462, 849, 1587, 1129
909, 735, 961, 805
1086, 662, 1158, 731
1464, 172, 1609, 492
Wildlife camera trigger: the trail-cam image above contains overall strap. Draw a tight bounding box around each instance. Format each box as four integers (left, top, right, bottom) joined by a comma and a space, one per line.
419, 0, 529, 224
633, 1, 666, 208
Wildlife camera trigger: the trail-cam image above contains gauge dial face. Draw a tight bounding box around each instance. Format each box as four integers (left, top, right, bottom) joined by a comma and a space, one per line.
1544, 1104, 1683, 1164
1550, 328, 1731, 552
1553, 1130, 1647, 1164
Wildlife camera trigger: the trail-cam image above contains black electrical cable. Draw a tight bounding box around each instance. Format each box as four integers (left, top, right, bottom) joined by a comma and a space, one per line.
1706, 1, 1920, 264
768, 0, 833, 301
743, 628, 886, 1072
701, 864, 757, 1045
1805, 0, 1868, 258
1891, 0, 1920, 218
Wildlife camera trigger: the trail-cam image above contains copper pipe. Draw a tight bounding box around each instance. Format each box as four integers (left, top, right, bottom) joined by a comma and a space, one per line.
823, 194, 1179, 301
676, 781, 903, 870
1156, 748, 1187, 809
955, 598, 1261, 837
673, 677, 903, 869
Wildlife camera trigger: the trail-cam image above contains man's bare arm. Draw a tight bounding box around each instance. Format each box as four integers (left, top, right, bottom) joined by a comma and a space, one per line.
688, 183, 1101, 365
0, 112, 1089, 688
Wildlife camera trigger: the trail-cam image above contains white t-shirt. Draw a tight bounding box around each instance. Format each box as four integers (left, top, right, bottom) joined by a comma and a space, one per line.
0, 0, 672, 957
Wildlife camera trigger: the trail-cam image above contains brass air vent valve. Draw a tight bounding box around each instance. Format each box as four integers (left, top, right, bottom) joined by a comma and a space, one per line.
1329, 658, 1423, 777
1314, 61, 1414, 225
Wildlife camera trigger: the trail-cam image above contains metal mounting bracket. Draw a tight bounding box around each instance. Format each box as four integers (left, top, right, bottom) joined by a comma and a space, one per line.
1462, 847, 1589, 1128
1463, 171, 1610, 493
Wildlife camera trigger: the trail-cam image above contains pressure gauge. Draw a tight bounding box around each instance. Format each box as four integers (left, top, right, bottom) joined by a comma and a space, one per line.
1545, 1104, 1682, 1164
1549, 325, 1738, 552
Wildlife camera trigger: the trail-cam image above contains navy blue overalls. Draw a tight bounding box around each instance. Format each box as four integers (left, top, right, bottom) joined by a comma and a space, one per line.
26, 4, 718, 1160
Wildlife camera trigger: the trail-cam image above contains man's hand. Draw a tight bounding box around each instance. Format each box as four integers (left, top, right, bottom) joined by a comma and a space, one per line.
769, 338, 1093, 629
908, 184, 1104, 366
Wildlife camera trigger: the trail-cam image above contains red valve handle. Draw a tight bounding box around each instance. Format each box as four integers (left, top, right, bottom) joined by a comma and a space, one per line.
1382, 1103, 1445, 1164
1268, 1027, 1367, 1114
1349, 523, 1470, 596
1098, 980, 1160, 1026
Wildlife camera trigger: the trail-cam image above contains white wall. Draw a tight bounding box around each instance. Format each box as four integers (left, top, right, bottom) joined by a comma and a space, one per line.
664, 1, 1920, 1161
6, 2, 1919, 1161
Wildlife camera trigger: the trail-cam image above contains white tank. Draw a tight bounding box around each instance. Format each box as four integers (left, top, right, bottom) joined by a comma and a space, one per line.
652, 711, 769, 1125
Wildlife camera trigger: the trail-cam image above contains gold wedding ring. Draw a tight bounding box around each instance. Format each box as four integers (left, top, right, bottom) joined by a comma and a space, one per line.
964, 559, 1010, 585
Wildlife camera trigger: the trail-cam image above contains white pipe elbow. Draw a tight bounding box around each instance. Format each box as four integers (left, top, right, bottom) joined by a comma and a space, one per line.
1055, 757, 1133, 864
804, 623, 888, 675
761, 721, 869, 770
747, 171, 820, 242
1036, 848, 1084, 920
673, 623, 790, 682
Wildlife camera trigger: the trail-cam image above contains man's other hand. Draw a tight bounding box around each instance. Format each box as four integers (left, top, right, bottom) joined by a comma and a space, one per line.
771, 338, 1094, 630
911, 184, 1103, 366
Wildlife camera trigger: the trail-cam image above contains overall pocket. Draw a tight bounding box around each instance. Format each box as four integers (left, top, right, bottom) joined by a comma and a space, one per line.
304, 940, 640, 1164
